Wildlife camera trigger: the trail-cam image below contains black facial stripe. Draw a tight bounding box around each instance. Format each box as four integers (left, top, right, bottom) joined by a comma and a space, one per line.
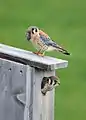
32, 28, 34, 31
32, 28, 34, 34
35, 28, 37, 32
50, 79, 53, 85
53, 80, 57, 85
46, 78, 49, 83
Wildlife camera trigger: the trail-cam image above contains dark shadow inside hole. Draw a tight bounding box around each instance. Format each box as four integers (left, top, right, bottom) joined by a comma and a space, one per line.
9, 68, 12, 71
20, 70, 23, 73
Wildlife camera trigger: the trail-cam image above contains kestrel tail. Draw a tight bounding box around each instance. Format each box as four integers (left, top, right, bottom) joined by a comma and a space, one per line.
26, 26, 70, 56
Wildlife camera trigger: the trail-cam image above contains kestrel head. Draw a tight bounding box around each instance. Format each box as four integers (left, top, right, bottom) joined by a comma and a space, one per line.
26, 26, 39, 40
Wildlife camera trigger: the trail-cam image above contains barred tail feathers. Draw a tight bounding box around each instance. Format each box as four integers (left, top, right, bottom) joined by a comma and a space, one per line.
55, 45, 70, 55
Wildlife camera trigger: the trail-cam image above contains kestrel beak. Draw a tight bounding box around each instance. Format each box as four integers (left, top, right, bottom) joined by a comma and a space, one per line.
26, 31, 31, 40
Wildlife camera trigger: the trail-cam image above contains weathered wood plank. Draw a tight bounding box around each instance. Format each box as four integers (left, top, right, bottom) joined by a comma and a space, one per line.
32, 69, 55, 120
24, 66, 33, 120
41, 71, 55, 120
0, 43, 69, 120
0, 58, 26, 120
16, 66, 56, 120
0, 43, 68, 70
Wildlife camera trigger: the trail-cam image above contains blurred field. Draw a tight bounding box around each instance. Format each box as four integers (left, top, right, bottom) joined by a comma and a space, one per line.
0, 0, 86, 120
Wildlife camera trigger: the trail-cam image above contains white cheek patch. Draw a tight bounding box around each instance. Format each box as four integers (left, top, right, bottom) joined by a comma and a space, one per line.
48, 78, 51, 85
33, 29, 36, 34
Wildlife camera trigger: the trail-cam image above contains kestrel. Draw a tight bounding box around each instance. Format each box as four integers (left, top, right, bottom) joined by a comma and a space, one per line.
26, 26, 70, 56
41, 76, 60, 95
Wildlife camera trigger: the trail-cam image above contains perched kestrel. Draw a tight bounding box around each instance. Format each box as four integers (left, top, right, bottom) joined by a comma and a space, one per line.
26, 26, 70, 56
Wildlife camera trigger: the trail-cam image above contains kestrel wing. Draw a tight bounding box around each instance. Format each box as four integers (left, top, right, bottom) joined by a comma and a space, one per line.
39, 33, 59, 48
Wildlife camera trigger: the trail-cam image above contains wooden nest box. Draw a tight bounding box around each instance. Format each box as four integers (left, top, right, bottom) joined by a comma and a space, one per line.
0, 43, 68, 120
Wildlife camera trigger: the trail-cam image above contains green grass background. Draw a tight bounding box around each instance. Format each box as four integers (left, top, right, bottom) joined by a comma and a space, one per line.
0, 0, 86, 120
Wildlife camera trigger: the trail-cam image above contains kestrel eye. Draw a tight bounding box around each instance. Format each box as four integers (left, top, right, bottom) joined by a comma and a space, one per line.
47, 78, 49, 83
